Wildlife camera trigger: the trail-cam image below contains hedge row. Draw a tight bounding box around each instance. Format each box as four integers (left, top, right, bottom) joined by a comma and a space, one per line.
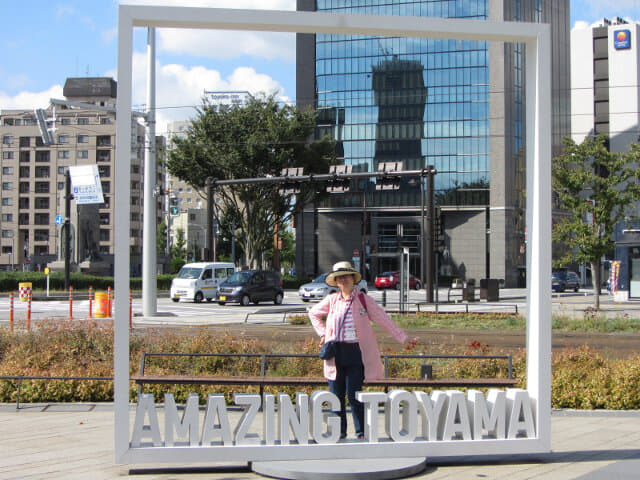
0, 272, 314, 293
2, 320, 640, 409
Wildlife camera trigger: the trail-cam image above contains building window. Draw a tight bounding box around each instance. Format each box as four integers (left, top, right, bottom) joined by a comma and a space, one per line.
19, 137, 30, 147
34, 182, 49, 193
101, 181, 110, 193
3, 118, 14, 126
2, 167, 13, 175
131, 212, 140, 222
34, 230, 49, 242
100, 117, 111, 125
23, 117, 35, 126
2, 182, 13, 190
35, 197, 49, 209
97, 150, 110, 162
35, 151, 50, 162
97, 135, 111, 146
131, 181, 139, 190
131, 229, 139, 238
19, 167, 29, 178
1, 214, 13, 222
100, 213, 110, 225
19, 182, 29, 193
58, 150, 70, 159
2, 135, 13, 145
77, 117, 89, 125
19, 197, 29, 209
57, 182, 64, 190
34, 245, 48, 255
2, 151, 14, 160
98, 165, 110, 177
100, 229, 110, 241
35, 137, 45, 147
131, 197, 140, 205
131, 165, 139, 174
2, 230, 13, 237
34, 213, 49, 225
60, 117, 71, 125
19, 151, 30, 162
58, 135, 70, 143
57, 166, 66, 175
18, 213, 29, 225
77, 150, 89, 159
77, 135, 89, 143
1, 198, 13, 206
35, 166, 50, 178
102, 196, 111, 208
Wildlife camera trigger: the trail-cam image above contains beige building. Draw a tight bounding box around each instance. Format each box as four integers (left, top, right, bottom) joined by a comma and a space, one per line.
0, 77, 165, 274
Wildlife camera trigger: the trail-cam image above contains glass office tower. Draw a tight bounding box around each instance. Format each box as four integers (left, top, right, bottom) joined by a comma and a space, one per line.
296, 0, 569, 287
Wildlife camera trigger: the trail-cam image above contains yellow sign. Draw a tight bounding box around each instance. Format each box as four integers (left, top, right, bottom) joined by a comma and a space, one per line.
44, 267, 50, 275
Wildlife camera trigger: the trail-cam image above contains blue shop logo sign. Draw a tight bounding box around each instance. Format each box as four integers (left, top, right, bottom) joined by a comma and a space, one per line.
614, 30, 631, 50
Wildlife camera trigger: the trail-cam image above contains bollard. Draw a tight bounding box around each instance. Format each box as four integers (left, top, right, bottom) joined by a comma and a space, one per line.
129, 290, 133, 329
9, 292, 14, 332
68, 285, 74, 319
107, 286, 112, 317
88, 286, 93, 319
421, 364, 433, 379
27, 291, 32, 331
382, 289, 387, 307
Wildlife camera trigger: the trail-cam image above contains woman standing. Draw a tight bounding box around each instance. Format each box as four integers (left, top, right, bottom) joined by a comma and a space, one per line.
308, 261, 409, 439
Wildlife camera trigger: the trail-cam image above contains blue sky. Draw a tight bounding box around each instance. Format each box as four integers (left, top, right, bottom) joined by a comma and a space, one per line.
1, 0, 639, 135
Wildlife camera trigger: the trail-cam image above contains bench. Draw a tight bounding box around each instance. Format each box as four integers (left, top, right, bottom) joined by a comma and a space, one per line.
131, 374, 518, 395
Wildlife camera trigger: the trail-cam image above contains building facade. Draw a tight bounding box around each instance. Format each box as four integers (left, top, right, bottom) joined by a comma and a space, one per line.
296, 0, 570, 286
571, 18, 640, 296
0, 77, 165, 274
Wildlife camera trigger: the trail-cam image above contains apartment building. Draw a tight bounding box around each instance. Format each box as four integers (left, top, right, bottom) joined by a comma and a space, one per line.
0, 77, 165, 274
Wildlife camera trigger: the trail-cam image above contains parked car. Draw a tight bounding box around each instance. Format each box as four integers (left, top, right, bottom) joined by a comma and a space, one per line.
374, 271, 422, 290
552, 270, 580, 292
298, 273, 368, 302
216, 270, 283, 306
170, 262, 235, 303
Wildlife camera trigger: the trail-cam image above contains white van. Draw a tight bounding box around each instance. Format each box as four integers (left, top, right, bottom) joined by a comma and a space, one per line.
170, 262, 235, 303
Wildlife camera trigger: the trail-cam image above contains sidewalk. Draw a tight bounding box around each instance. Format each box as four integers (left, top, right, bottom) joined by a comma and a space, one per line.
1, 403, 639, 479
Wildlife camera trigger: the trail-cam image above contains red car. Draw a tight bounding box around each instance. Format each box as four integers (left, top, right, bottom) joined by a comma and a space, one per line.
374, 271, 422, 290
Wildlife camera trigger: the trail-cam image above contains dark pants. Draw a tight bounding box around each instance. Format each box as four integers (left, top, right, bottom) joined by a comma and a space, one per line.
328, 342, 365, 437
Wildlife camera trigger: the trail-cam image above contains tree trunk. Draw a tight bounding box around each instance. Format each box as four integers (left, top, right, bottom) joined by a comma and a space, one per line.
591, 260, 601, 310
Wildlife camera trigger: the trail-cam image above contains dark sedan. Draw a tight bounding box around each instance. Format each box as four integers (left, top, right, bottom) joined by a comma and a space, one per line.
552, 271, 580, 292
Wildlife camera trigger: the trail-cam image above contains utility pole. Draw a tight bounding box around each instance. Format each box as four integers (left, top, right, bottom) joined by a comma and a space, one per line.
206, 177, 215, 261
64, 170, 72, 290
426, 166, 435, 303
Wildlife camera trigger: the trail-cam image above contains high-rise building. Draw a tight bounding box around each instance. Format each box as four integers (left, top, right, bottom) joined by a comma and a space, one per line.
296, 0, 570, 286
0, 77, 165, 274
571, 18, 640, 297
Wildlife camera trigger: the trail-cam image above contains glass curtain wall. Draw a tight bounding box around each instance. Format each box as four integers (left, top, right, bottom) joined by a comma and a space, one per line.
315, 0, 490, 209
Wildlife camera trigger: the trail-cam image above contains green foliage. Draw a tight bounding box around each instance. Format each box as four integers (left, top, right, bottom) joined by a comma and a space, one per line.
2, 322, 640, 409
0, 272, 175, 292
167, 94, 337, 268
552, 136, 640, 305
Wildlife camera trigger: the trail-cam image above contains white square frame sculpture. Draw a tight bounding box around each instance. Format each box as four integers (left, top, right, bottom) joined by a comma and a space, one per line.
115, 5, 551, 464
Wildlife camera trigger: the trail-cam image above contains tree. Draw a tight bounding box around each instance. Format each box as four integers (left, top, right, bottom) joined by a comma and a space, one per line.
170, 228, 188, 273
552, 136, 640, 309
167, 94, 336, 269
157, 220, 168, 255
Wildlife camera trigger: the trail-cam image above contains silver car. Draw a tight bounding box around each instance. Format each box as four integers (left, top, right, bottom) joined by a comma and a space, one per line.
298, 273, 368, 302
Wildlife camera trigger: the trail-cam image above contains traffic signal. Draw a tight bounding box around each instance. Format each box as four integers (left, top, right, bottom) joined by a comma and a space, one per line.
169, 196, 179, 216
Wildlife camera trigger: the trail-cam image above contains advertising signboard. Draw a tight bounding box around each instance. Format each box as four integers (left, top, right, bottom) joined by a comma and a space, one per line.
614, 29, 631, 50
68, 165, 104, 205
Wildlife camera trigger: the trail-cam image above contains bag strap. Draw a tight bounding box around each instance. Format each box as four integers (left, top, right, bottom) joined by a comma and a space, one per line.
358, 292, 368, 312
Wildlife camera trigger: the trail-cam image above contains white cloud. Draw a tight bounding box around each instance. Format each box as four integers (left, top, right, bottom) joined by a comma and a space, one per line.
107, 52, 289, 134
0, 85, 64, 110
158, 29, 295, 62
118, 0, 296, 61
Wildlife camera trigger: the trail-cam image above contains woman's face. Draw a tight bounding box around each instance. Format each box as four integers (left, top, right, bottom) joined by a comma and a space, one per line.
336, 274, 355, 294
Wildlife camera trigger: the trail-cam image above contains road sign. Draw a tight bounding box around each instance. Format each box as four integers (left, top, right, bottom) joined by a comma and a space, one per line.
55, 215, 64, 226
68, 164, 104, 204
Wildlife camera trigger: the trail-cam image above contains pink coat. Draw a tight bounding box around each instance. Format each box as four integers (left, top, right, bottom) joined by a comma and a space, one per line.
308, 292, 408, 381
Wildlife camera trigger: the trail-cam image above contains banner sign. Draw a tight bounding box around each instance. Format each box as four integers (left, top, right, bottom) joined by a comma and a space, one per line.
68, 165, 104, 204
614, 30, 631, 50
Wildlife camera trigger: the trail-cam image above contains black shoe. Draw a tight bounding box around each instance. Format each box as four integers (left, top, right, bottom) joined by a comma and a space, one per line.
357, 433, 365, 440
340, 433, 347, 440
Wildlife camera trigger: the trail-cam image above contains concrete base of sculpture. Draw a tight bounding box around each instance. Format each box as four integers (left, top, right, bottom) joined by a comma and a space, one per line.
251, 457, 427, 480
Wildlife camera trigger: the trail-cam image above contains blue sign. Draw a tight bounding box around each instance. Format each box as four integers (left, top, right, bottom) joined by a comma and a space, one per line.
614, 30, 631, 50
55, 215, 64, 226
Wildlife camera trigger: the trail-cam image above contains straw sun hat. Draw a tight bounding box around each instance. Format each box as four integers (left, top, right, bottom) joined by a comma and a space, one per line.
325, 261, 362, 287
